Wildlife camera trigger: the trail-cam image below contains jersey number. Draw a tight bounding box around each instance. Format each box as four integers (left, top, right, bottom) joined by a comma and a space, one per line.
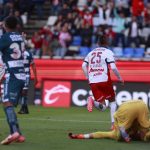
10, 42, 25, 59
91, 52, 101, 64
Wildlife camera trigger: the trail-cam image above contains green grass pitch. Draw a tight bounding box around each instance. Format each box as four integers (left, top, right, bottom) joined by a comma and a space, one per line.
0, 105, 149, 150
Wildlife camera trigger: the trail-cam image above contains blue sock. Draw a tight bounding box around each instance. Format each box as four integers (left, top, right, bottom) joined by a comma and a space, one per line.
16, 123, 22, 135
21, 96, 27, 106
4, 106, 19, 134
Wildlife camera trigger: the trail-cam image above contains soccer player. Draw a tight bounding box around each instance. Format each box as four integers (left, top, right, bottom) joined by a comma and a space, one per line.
82, 34, 124, 129
0, 55, 5, 100
18, 49, 37, 114
69, 100, 150, 142
0, 16, 26, 145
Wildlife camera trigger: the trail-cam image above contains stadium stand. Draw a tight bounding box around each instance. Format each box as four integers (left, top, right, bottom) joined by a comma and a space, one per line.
133, 47, 145, 58
79, 46, 90, 57
71, 36, 82, 46
123, 47, 134, 58
0, 0, 149, 60
144, 47, 150, 58
112, 47, 123, 58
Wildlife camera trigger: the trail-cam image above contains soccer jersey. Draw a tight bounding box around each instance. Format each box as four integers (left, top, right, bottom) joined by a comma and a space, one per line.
84, 47, 115, 83
0, 32, 26, 80
23, 50, 33, 75
114, 100, 150, 130
23, 50, 34, 88
0, 55, 5, 80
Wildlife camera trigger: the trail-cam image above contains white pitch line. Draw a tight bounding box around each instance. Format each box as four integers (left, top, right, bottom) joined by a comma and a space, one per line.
0, 117, 110, 123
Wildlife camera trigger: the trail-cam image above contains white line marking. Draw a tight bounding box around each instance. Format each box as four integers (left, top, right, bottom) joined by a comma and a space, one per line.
0, 117, 110, 123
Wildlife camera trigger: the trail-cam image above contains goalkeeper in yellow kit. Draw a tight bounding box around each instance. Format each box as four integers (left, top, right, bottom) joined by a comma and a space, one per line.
69, 100, 150, 142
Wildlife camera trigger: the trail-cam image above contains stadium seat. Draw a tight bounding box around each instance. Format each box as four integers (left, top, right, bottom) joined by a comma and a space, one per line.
68, 46, 79, 52
79, 46, 90, 57
90, 45, 98, 51
144, 47, 150, 58
77, 0, 87, 7
33, 55, 40, 59
74, 56, 84, 59
71, 36, 82, 46
112, 47, 123, 57
47, 16, 58, 26
91, 35, 96, 44
123, 47, 134, 58
133, 47, 145, 58
66, 46, 79, 56
52, 56, 62, 59
64, 56, 74, 59
41, 55, 51, 59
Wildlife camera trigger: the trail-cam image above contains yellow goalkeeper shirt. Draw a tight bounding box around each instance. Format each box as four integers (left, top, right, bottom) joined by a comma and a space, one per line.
114, 100, 150, 130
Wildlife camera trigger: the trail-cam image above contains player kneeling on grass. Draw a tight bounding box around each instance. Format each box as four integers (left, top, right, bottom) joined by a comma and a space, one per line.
69, 100, 150, 143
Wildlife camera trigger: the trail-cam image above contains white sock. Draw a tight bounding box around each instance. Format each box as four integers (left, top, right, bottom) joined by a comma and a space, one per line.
109, 101, 117, 123
83, 134, 90, 139
93, 101, 100, 109
94, 101, 106, 111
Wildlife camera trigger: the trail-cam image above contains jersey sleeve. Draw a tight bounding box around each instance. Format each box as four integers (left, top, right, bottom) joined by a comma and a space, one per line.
106, 50, 115, 64
83, 53, 90, 64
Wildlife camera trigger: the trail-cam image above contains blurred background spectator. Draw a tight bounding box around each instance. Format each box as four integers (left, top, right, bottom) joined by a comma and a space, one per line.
39, 25, 53, 57
112, 10, 126, 48
14, 10, 23, 32
49, 0, 61, 16
125, 16, 142, 48
31, 31, 43, 57
32, 0, 45, 20
0, 21, 4, 38
56, 23, 72, 58
0, 0, 149, 59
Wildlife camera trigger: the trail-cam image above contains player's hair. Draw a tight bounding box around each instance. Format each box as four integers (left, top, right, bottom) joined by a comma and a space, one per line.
4, 16, 18, 30
98, 34, 108, 45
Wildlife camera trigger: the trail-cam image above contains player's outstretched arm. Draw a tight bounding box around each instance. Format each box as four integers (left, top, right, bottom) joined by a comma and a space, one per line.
82, 62, 89, 79
110, 63, 124, 85
119, 127, 131, 142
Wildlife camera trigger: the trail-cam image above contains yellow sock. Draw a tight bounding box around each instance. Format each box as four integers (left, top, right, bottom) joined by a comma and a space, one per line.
92, 130, 119, 140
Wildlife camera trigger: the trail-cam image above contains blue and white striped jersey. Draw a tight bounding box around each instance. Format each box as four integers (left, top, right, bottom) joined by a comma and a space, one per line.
23, 50, 34, 76
0, 32, 26, 80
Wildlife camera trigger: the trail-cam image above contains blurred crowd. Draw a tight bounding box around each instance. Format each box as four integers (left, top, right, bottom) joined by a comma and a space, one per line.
0, 0, 150, 59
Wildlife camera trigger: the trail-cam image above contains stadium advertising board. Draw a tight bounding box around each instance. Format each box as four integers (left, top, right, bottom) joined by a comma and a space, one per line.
72, 81, 150, 107
42, 80, 150, 107
42, 80, 71, 107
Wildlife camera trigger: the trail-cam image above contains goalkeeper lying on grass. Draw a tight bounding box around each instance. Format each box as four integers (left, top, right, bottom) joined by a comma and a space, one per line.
69, 100, 150, 143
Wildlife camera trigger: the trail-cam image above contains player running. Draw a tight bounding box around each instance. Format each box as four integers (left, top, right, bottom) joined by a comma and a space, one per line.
0, 16, 26, 145
69, 100, 150, 142
82, 34, 124, 129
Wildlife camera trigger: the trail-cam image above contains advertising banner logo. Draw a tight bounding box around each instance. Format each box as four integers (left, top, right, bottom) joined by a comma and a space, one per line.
71, 81, 150, 107
42, 80, 71, 107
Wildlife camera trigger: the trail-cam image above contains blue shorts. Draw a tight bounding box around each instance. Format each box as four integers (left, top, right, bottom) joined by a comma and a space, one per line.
24, 75, 30, 90
2, 76, 25, 106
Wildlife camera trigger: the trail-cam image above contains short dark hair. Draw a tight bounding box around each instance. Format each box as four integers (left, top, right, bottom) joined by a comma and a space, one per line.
98, 34, 108, 45
4, 16, 18, 30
